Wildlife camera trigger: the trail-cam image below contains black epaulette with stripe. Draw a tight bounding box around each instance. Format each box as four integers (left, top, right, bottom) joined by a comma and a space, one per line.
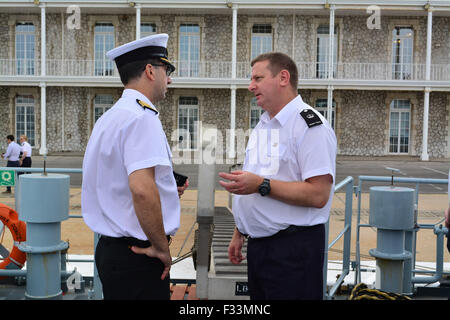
136, 99, 158, 115
300, 109, 322, 128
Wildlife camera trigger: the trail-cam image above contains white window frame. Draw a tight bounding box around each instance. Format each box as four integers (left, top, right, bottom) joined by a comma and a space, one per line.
178, 24, 200, 77
94, 22, 115, 76
392, 26, 414, 80
93, 94, 113, 123
314, 98, 336, 130
389, 99, 411, 154
15, 22, 35, 75
316, 24, 337, 79
15, 95, 35, 147
249, 97, 264, 129
140, 22, 157, 38
251, 24, 273, 60
178, 97, 199, 151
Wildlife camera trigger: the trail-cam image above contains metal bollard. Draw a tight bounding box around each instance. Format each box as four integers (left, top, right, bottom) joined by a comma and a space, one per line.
17, 173, 69, 300
368, 186, 414, 294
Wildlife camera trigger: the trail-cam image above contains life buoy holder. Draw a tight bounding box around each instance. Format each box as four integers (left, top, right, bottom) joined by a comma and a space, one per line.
0, 203, 26, 276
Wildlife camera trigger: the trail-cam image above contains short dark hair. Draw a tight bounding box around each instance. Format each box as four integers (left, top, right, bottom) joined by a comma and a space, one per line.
251, 52, 298, 90
6, 135, 14, 141
117, 58, 160, 85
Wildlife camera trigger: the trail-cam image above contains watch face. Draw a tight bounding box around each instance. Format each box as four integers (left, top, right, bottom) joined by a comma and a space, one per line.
259, 178, 270, 196
259, 186, 269, 195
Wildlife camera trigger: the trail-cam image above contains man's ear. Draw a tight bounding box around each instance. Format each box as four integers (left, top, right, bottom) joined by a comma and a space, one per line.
279, 69, 291, 87
143, 64, 156, 81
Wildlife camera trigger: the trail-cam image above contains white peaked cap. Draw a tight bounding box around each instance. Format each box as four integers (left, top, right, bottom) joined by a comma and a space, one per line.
106, 33, 174, 72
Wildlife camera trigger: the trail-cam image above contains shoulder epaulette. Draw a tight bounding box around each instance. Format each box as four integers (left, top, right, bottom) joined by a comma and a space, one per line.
300, 109, 322, 128
136, 99, 158, 115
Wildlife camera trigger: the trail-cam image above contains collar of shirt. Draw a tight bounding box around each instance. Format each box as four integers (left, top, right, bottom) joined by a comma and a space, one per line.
121, 88, 159, 113
259, 95, 303, 128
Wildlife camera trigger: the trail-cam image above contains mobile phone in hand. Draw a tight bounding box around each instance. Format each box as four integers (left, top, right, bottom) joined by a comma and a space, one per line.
173, 171, 188, 187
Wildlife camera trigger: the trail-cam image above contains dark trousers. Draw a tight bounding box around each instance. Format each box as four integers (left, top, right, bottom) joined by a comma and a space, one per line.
247, 224, 325, 300
6, 160, 19, 192
18, 157, 32, 176
95, 236, 170, 300
21, 157, 32, 168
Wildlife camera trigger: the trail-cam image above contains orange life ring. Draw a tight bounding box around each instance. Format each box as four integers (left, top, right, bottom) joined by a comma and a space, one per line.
0, 203, 26, 276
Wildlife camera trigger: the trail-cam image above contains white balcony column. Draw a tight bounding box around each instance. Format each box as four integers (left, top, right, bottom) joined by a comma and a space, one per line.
327, 5, 335, 125
40, 3, 46, 77
421, 7, 432, 161
229, 4, 238, 160
231, 4, 237, 79
425, 7, 432, 81
328, 4, 335, 81
135, 4, 141, 39
39, 4, 48, 156
230, 85, 237, 161
39, 82, 48, 156
422, 87, 431, 161
327, 85, 333, 125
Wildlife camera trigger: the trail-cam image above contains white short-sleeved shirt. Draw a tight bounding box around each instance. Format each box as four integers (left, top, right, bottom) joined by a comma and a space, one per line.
3, 142, 21, 161
21, 141, 32, 158
233, 95, 337, 238
81, 89, 180, 239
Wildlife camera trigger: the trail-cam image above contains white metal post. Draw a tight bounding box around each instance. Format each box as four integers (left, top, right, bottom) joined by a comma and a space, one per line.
421, 8, 432, 161
135, 4, 141, 39
327, 5, 335, 125
229, 5, 238, 160
39, 4, 48, 156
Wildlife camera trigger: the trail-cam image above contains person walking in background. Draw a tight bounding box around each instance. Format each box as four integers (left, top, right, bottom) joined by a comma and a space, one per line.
1, 135, 21, 194
18, 135, 32, 175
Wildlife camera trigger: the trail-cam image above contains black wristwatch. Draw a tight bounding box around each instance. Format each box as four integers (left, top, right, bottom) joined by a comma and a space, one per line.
258, 178, 271, 196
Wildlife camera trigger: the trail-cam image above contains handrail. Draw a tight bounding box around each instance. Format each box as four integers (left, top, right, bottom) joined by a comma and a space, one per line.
324, 175, 353, 299
1, 59, 449, 81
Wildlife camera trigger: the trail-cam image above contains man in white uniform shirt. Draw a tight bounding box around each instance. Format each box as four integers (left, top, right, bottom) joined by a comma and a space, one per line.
82, 34, 188, 300
2, 135, 21, 194
19, 135, 32, 173
219, 52, 337, 300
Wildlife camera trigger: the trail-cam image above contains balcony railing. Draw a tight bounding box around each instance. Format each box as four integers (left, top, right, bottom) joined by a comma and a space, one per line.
1, 59, 449, 82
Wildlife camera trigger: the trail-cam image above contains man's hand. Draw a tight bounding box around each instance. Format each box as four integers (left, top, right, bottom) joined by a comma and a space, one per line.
177, 179, 189, 198
218, 171, 263, 195
228, 228, 246, 265
130, 245, 171, 280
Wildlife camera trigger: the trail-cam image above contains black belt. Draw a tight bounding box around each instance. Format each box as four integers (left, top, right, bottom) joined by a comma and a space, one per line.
100, 235, 171, 247
248, 224, 322, 242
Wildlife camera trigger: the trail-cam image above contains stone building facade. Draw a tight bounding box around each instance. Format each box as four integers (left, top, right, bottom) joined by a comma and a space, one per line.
0, 1, 449, 160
